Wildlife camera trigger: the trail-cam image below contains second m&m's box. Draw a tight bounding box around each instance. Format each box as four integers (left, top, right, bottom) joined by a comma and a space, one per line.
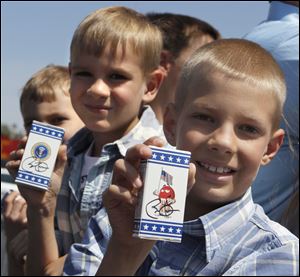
133, 146, 191, 243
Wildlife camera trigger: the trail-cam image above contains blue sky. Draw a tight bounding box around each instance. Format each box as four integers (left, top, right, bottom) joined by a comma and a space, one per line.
1, 1, 269, 132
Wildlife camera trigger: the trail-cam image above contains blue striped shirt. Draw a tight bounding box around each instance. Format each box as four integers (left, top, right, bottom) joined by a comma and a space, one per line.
63, 188, 299, 276
55, 106, 164, 255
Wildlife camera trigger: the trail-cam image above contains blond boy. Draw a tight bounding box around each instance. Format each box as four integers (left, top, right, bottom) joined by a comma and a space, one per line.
4, 65, 84, 275
20, 65, 84, 141
64, 39, 298, 276
11, 6, 164, 275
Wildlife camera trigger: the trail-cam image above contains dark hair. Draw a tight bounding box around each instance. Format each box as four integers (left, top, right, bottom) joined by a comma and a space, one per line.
146, 12, 221, 60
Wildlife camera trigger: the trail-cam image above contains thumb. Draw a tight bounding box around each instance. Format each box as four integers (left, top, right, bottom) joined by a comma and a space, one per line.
187, 162, 196, 194
54, 144, 67, 176
143, 136, 166, 147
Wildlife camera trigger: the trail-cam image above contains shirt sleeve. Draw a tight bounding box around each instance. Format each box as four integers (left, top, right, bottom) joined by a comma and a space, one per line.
63, 209, 112, 276
224, 240, 299, 276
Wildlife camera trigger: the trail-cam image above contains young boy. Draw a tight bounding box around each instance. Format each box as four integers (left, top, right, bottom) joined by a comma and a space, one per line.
3, 64, 84, 275
10, 6, 165, 275
20, 65, 85, 142
146, 12, 221, 123
65, 39, 299, 276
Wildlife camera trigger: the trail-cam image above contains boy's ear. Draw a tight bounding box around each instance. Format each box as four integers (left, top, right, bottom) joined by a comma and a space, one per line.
163, 103, 177, 146
261, 129, 285, 165
142, 68, 165, 104
160, 50, 174, 73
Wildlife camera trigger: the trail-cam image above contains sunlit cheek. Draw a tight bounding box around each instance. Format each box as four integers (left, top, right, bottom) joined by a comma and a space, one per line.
176, 128, 200, 151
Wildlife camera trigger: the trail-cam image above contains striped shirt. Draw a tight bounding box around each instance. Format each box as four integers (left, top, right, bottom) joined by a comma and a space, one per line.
63, 188, 299, 276
55, 106, 164, 255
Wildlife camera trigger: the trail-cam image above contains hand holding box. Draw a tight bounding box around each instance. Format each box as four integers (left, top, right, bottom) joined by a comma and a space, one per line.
15, 121, 64, 191
133, 146, 191, 243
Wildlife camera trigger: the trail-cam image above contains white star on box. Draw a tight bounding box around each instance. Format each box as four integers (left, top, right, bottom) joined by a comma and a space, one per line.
143, 224, 149, 230
168, 227, 173, 233
152, 153, 157, 159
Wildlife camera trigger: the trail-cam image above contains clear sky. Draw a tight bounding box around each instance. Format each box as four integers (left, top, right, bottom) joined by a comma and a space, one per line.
1, 1, 269, 132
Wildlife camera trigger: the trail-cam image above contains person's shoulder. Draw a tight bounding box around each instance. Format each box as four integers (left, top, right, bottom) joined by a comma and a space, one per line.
251, 204, 298, 245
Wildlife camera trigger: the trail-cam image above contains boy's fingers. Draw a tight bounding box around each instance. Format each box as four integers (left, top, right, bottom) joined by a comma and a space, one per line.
54, 144, 67, 174
104, 184, 138, 209
187, 162, 196, 194
20, 204, 28, 225
113, 159, 142, 190
16, 136, 27, 151
3, 191, 20, 217
124, 144, 152, 169
143, 136, 166, 147
8, 148, 24, 161
9, 195, 27, 221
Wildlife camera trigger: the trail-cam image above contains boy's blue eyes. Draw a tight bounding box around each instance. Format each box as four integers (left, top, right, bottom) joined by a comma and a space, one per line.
239, 125, 259, 134
192, 114, 260, 135
193, 114, 214, 123
74, 72, 127, 81
110, 74, 127, 80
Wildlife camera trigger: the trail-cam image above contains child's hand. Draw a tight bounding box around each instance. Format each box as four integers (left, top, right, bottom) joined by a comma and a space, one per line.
3, 191, 27, 240
17, 144, 67, 209
103, 144, 153, 246
6, 136, 27, 180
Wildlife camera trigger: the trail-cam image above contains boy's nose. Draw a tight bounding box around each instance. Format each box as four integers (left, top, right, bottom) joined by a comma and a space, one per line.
87, 79, 110, 97
207, 125, 237, 155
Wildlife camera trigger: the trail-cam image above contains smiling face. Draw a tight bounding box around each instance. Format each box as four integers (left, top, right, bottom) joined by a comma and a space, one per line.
164, 73, 284, 216
69, 45, 159, 147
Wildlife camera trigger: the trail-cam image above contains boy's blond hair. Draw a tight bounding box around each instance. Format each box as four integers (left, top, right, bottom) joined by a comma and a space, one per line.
176, 39, 286, 129
20, 65, 70, 113
70, 6, 163, 75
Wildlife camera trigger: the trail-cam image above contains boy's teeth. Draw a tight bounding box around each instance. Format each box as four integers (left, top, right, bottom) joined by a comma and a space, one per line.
216, 167, 224, 173
201, 162, 232, 173
208, 166, 216, 172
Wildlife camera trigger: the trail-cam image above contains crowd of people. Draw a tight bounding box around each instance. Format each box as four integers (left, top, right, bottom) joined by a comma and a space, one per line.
2, 1, 299, 276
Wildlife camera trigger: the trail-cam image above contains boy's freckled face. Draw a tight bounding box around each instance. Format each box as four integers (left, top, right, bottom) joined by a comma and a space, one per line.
22, 93, 84, 142
69, 45, 147, 136
174, 74, 278, 207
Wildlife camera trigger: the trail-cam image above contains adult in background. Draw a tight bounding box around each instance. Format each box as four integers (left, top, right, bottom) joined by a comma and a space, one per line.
244, 1, 299, 231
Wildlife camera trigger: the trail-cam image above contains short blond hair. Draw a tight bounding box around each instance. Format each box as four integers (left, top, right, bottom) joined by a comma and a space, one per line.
70, 6, 163, 75
176, 39, 286, 129
20, 65, 70, 113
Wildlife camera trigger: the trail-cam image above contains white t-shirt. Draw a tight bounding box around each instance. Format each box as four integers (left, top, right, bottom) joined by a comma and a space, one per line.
80, 143, 99, 194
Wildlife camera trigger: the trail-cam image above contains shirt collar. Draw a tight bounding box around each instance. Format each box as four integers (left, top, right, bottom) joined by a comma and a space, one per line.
268, 1, 299, 21
67, 106, 163, 158
183, 188, 255, 262
111, 105, 163, 156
